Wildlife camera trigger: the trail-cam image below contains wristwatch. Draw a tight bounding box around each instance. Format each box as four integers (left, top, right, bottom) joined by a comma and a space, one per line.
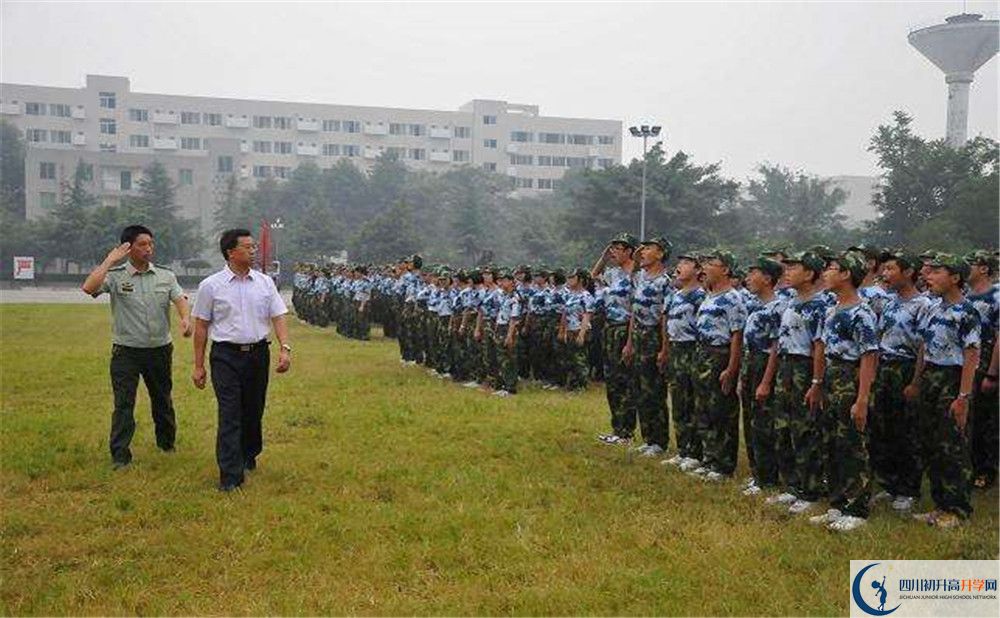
280, 343, 292, 353
957, 392, 971, 400
811, 378, 822, 385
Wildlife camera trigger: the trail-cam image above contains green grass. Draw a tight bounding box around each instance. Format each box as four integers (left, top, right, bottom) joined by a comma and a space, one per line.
1, 304, 996, 615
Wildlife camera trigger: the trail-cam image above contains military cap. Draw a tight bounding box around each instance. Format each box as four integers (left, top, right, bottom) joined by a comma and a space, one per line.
639, 236, 673, 259
533, 265, 550, 277
514, 264, 532, 275
569, 267, 589, 280
917, 249, 939, 261
831, 251, 867, 283
847, 244, 881, 261
748, 256, 784, 280
880, 248, 921, 272
731, 265, 747, 280
760, 246, 789, 259
964, 249, 998, 271
782, 250, 826, 273
609, 232, 638, 248
928, 253, 970, 279
495, 268, 514, 281
676, 250, 701, 261
807, 244, 836, 260
700, 248, 738, 271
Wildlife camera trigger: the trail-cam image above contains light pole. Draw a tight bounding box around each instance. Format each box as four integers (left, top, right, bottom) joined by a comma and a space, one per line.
628, 124, 661, 240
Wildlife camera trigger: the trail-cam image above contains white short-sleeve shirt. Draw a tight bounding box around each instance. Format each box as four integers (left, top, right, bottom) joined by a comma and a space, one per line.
193, 266, 288, 344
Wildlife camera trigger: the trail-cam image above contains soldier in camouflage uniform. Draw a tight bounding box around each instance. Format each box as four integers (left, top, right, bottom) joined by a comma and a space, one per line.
691, 249, 746, 481
592, 233, 639, 445
514, 265, 534, 380
910, 253, 981, 528
623, 236, 673, 457
662, 252, 707, 471
475, 267, 502, 390
559, 268, 595, 391
493, 270, 523, 396
766, 250, 828, 513
524, 267, 551, 384
806, 251, 878, 531
545, 269, 569, 389
964, 250, 999, 490
459, 270, 485, 387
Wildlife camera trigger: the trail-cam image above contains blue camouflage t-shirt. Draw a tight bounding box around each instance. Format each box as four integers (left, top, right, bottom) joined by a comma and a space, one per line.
919, 299, 982, 367
496, 292, 522, 326
480, 287, 502, 320
696, 288, 747, 346
860, 285, 895, 316
563, 289, 595, 331
967, 283, 999, 371
744, 295, 786, 354
878, 293, 933, 361
779, 293, 828, 357
603, 266, 633, 325
631, 268, 672, 328
823, 301, 879, 362
666, 287, 706, 343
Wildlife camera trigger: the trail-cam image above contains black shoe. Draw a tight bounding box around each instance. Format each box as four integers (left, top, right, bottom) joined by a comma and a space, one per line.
218, 481, 243, 493
160, 446, 175, 453
244, 457, 257, 472
112, 460, 131, 470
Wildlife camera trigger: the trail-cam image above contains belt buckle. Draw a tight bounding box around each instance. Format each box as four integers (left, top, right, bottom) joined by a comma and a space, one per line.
239, 344, 251, 352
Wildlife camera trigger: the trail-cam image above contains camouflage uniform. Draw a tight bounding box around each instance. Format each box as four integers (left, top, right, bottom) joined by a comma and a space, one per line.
965, 262, 999, 487
562, 285, 595, 390
479, 285, 502, 389
494, 282, 522, 393
630, 261, 672, 449
602, 265, 637, 439
666, 285, 706, 461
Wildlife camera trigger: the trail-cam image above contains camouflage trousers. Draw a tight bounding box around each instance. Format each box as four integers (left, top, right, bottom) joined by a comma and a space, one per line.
517, 322, 531, 379
777, 355, 824, 500
480, 320, 499, 389
434, 315, 453, 374
694, 345, 739, 476
631, 325, 668, 448
543, 316, 565, 386
971, 368, 999, 485
353, 303, 370, 340
589, 313, 605, 382
462, 320, 482, 382
563, 330, 590, 391
398, 303, 417, 361
869, 359, 922, 498
741, 351, 779, 487
603, 323, 636, 439
822, 360, 871, 518
421, 308, 435, 366
918, 365, 973, 517
525, 317, 547, 381
668, 342, 702, 460
495, 324, 519, 393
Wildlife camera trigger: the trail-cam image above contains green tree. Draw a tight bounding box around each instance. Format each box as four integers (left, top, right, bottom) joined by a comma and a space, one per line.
0, 120, 26, 219
122, 160, 200, 262
349, 201, 421, 263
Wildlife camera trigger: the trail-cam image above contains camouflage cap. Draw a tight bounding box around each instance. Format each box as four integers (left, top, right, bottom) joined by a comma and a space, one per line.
550, 267, 567, 278
639, 236, 673, 259
964, 249, 999, 271
569, 267, 590, 280
847, 244, 881, 261
514, 264, 532, 275
917, 249, 939, 261
609, 232, 638, 248
495, 268, 514, 281
676, 250, 701, 262
748, 256, 784, 280
700, 248, 738, 271
782, 250, 826, 273
731, 265, 747, 280
831, 251, 867, 283
533, 265, 550, 277
928, 253, 970, 279
807, 244, 836, 260
880, 248, 920, 272
760, 246, 789, 259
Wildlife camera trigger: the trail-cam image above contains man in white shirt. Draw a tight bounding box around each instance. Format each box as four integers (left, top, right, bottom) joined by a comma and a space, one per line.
192, 228, 292, 492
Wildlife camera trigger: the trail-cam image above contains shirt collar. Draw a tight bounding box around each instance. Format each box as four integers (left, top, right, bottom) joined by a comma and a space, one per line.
224, 265, 254, 281
126, 260, 155, 276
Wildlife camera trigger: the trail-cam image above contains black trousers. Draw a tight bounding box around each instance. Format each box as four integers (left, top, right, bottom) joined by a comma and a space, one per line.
210, 341, 270, 486
109, 343, 176, 463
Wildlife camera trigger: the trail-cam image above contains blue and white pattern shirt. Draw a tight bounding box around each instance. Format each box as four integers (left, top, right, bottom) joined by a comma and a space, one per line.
695, 288, 747, 346
878, 293, 933, 361
630, 269, 672, 328
666, 287, 706, 343
779, 294, 828, 357
823, 302, 879, 362
563, 289, 595, 331
919, 299, 981, 367
603, 266, 633, 325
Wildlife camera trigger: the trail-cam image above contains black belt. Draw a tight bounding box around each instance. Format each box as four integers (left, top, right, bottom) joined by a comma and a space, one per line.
213, 339, 268, 352
779, 353, 812, 362
880, 357, 915, 365
826, 357, 859, 367
671, 340, 696, 347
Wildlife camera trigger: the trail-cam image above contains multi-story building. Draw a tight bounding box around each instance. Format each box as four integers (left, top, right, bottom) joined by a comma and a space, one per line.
0, 74, 622, 233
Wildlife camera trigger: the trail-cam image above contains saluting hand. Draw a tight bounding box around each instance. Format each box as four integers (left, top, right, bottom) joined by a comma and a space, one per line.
105, 242, 131, 264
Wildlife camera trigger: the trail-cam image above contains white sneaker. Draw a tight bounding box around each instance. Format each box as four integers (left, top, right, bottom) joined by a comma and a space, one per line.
678, 458, 701, 472
691, 466, 711, 476
399, 360, 407, 367
871, 490, 893, 505
891, 496, 915, 512
427, 369, 439, 376
462, 381, 479, 388
704, 471, 727, 482
809, 508, 843, 525
440, 372, 451, 379
662, 454, 684, 466
742, 484, 763, 496
742, 476, 756, 489
765, 492, 798, 505
828, 515, 867, 532
632, 443, 652, 453
788, 499, 816, 514
640, 444, 664, 457
492, 389, 511, 398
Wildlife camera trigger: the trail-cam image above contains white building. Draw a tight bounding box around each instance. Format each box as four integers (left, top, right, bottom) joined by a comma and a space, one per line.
0, 74, 622, 233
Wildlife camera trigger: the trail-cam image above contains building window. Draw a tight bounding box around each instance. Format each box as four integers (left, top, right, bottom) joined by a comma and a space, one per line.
129, 134, 150, 148
204, 112, 222, 126
252, 165, 272, 178
25, 128, 47, 142
79, 163, 93, 182
252, 115, 272, 129
128, 108, 148, 122
537, 178, 553, 190
598, 158, 615, 169
482, 115, 497, 125
179, 169, 193, 185
273, 116, 292, 130
100, 118, 117, 135
509, 154, 532, 165
322, 143, 340, 156
483, 139, 497, 148
39, 192, 57, 209
51, 130, 72, 143
408, 124, 425, 137
217, 156, 233, 173
409, 148, 426, 160
567, 156, 588, 168
25, 102, 46, 115
482, 162, 497, 172
598, 135, 614, 145
454, 126, 471, 138
181, 111, 201, 125
342, 120, 361, 133
513, 177, 533, 189
452, 150, 470, 163
386, 146, 405, 159
99, 92, 116, 109
568, 134, 593, 145
322, 119, 340, 132
550, 156, 567, 167
274, 141, 292, 154
537, 155, 552, 166
273, 166, 290, 179
539, 132, 565, 144
342, 144, 360, 157
389, 123, 405, 135
119, 170, 132, 190
39, 162, 56, 180
252, 140, 272, 154
180, 137, 201, 150
50, 104, 71, 117
510, 131, 533, 143
100, 143, 117, 152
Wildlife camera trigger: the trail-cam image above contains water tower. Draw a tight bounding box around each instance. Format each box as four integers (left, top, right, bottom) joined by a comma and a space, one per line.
908, 13, 999, 148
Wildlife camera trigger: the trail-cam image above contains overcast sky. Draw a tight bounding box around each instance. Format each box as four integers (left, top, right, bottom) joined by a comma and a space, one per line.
2, 1, 996, 181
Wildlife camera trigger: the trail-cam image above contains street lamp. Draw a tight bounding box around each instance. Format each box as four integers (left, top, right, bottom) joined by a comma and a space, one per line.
628, 124, 661, 240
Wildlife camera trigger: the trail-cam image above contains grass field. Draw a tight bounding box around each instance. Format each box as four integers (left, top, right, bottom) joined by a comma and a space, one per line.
1, 304, 997, 615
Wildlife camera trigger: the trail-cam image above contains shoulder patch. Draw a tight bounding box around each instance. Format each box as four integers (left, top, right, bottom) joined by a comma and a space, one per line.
108, 265, 127, 272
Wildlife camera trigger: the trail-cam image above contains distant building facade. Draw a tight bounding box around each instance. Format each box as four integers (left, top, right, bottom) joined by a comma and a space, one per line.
1, 74, 622, 232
